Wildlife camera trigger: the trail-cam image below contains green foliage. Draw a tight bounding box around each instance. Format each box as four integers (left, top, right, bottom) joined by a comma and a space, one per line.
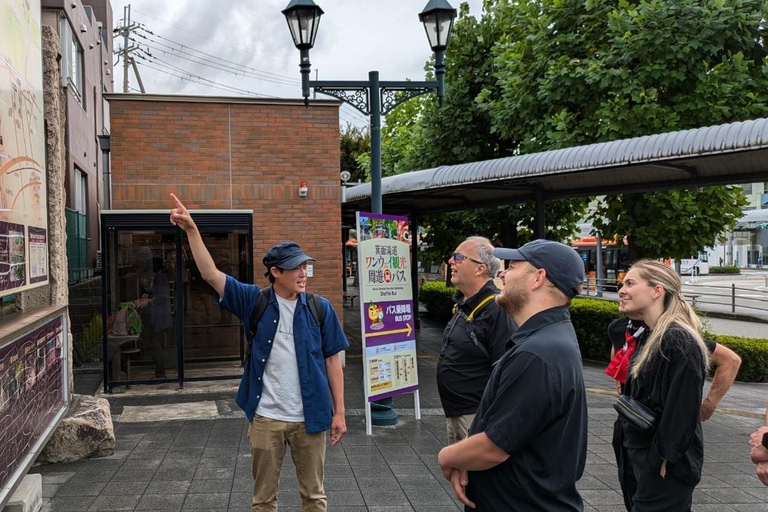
379, 3, 587, 252
592, 187, 747, 260
420, 198, 590, 267
419, 281, 456, 323
340, 123, 370, 184
707, 334, 768, 383
709, 266, 741, 274
568, 298, 768, 382
76, 314, 103, 354
472, 0, 765, 260
569, 298, 621, 362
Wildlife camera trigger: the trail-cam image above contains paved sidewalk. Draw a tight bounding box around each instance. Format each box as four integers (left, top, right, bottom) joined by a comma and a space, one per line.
32, 304, 768, 511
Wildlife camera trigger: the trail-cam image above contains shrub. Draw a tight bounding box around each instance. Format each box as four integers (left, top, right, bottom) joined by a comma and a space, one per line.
709, 266, 740, 274
568, 298, 768, 382
569, 298, 621, 362
419, 281, 456, 324
706, 333, 768, 383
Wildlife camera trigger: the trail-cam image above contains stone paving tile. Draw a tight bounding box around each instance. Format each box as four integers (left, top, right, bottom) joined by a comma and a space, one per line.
135, 493, 187, 511
87, 494, 142, 511
182, 492, 231, 509
144, 480, 192, 494
54, 481, 106, 497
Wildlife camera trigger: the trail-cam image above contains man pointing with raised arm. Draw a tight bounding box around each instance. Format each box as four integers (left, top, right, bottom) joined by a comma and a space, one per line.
170, 193, 348, 512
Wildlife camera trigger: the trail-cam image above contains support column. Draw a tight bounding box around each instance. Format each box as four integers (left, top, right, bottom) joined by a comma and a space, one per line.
370, 71, 382, 214
410, 214, 420, 329
534, 188, 546, 239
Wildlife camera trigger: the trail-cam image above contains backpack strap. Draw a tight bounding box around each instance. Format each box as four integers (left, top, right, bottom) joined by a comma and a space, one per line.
465, 294, 497, 360
246, 287, 271, 365
305, 293, 325, 331
245, 288, 326, 365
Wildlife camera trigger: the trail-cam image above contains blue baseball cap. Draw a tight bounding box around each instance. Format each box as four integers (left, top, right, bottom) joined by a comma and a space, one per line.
494, 239, 585, 298
263, 242, 315, 275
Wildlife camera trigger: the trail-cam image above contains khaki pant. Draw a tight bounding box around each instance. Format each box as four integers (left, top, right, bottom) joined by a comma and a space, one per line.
446, 414, 475, 444
247, 415, 327, 512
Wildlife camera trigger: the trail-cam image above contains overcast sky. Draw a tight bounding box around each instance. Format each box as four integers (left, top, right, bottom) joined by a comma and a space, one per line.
111, 0, 484, 127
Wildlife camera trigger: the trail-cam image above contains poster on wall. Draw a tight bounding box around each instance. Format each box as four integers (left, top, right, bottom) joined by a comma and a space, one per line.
0, 313, 67, 507
356, 212, 419, 435
0, 0, 49, 297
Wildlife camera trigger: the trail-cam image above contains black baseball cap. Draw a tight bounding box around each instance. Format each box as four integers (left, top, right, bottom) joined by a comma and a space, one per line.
493, 239, 585, 298
262, 242, 315, 276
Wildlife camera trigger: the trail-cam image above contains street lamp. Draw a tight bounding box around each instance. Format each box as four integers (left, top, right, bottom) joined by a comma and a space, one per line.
283, 0, 456, 215
284, 0, 455, 427
281, 0, 324, 101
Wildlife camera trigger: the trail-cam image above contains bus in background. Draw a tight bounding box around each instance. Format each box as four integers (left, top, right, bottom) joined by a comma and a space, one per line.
571, 236, 631, 290
679, 251, 710, 276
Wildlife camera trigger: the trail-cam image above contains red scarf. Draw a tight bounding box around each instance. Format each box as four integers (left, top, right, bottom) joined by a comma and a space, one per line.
604, 324, 645, 384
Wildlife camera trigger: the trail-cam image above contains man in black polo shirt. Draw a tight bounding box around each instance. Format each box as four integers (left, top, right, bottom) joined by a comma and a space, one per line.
438, 239, 588, 511
437, 236, 516, 443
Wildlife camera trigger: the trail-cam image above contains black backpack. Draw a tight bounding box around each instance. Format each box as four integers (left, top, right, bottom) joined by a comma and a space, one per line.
245, 287, 325, 364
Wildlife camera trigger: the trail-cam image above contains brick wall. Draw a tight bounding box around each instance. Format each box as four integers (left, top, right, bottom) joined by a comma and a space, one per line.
107, 95, 344, 315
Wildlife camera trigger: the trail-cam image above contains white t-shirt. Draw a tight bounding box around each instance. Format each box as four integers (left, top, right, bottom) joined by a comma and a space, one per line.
255, 294, 305, 422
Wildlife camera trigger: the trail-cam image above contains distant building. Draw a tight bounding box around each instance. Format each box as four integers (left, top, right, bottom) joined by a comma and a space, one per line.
740, 182, 768, 210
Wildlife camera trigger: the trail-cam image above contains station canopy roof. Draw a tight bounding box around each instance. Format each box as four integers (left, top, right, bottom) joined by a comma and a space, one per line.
342, 117, 768, 222
735, 209, 768, 230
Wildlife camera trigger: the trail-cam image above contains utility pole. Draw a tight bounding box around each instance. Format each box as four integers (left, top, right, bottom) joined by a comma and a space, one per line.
115, 4, 142, 93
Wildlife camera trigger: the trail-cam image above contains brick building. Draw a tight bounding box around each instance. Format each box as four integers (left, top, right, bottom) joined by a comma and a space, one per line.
104, 94, 344, 314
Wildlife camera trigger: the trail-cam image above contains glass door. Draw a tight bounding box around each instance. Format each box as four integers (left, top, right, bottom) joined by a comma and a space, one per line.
104, 229, 179, 387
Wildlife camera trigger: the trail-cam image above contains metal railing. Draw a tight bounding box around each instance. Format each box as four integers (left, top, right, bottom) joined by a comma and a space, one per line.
65, 208, 89, 283
579, 277, 768, 316
680, 283, 768, 315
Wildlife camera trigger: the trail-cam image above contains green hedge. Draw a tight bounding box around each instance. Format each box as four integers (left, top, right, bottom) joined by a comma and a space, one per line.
709, 266, 740, 274
568, 298, 768, 382
419, 281, 456, 324
707, 334, 768, 383
418, 290, 768, 382
569, 298, 620, 362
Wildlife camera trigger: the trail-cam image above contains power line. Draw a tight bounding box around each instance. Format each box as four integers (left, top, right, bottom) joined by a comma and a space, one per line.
139, 49, 277, 98
135, 55, 269, 97
136, 49, 277, 98
131, 35, 299, 88
130, 6, 278, 67
135, 24, 300, 84
137, 61, 261, 97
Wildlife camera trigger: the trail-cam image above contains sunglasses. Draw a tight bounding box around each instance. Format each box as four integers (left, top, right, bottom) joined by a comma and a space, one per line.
451, 252, 484, 265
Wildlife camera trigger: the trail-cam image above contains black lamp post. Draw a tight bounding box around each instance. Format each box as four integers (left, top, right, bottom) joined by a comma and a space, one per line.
283, 0, 456, 215
284, 0, 455, 428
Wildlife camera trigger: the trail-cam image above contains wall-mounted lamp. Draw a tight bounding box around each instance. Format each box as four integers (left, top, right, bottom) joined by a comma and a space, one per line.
299, 181, 308, 198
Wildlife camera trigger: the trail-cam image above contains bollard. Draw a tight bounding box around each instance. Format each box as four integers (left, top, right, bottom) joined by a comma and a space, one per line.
732, 283, 736, 313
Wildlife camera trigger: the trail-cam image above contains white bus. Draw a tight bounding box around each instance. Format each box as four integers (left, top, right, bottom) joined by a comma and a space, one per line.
680, 251, 710, 276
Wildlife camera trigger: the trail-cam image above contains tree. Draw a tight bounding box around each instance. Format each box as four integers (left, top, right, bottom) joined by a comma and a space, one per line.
384, 3, 589, 253
339, 123, 370, 184
475, 0, 763, 259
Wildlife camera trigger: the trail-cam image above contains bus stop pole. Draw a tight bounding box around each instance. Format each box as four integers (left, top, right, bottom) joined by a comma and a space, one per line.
596, 232, 604, 297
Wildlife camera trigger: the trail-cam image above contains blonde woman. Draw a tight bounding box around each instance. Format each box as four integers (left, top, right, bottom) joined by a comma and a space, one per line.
613, 259, 711, 511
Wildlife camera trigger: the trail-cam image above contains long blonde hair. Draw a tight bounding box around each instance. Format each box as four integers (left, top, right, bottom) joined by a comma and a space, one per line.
629, 259, 711, 378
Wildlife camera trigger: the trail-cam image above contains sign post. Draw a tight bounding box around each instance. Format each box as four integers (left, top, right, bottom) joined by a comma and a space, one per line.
356, 212, 419, 435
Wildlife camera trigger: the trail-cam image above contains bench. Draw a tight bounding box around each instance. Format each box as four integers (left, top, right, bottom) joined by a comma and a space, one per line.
343, 292, 358, 307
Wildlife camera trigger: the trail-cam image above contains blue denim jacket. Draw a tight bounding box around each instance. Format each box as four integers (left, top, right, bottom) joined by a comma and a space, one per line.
215, 275, 349, 433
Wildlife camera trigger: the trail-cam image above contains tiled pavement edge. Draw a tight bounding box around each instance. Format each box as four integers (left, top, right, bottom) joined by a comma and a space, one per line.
32, 308, 768, 511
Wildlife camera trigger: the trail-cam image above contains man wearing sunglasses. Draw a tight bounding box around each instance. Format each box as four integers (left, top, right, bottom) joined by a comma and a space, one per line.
436, 237, 517, 444
169, 194, 348, 512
